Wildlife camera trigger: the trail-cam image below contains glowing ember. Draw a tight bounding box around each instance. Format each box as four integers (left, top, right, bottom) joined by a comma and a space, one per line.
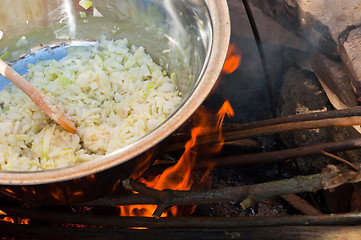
119, 101, 234, 217
222, 44, 242, 74
2, 216, 14, 224
0, 210, 14, 224
0, 209, 29, 224
19, 218, 30, 224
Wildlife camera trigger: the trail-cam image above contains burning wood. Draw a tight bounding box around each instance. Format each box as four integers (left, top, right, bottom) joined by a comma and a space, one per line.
2, 164, 360, 222
118, 101, 234, 217
120, 164, 360, 218
3, 1, 361, 237
164, 106, 361, 155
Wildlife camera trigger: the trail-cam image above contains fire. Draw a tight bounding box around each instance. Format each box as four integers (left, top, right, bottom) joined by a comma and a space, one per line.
0, 209, 29, 224
222, 44, 242, 74
211, 43, 242, 94
19, 218, 30, 224
1, 216, 14, 224
215, 100, 235, 152
119, 101, 234, 217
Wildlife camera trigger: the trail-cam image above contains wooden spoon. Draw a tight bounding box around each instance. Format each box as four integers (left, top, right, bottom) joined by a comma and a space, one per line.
0, 59, 77, 133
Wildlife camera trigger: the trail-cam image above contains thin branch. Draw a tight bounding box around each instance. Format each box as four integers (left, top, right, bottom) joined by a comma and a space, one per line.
123, 179, 165, 202
195, 138, 361, 168
83, 138, 361, 206
280, 194, 322, 215
228, 106, 361, 131
169, 107, 361, 138
82, 165, 358, 218
123, 179, 170, 219
240, 196, 257, 209
4, 221, 361, 239
153, 204, 168, 219
321, 150, 359, 171
4, 211, 361, 229
224, 116, 361, 142
164, 109, 361, 153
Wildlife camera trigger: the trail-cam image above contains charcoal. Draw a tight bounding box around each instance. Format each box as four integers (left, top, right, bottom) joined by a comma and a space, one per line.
255, 198, 288, 216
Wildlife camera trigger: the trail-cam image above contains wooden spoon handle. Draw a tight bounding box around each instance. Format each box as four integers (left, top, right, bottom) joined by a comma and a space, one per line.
0, 59, 77, 133
0, 58, 39, 93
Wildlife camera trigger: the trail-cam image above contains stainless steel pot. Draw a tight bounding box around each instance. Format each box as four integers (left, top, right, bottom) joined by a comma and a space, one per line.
0, 0, 230, 204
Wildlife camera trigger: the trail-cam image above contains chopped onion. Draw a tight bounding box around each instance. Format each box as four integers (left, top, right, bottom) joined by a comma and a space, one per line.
0, 38, 182, 171
79, 12, 87, 18
14, 36, 28, 48
93, 7, 103, 17
79, 0, 92, 10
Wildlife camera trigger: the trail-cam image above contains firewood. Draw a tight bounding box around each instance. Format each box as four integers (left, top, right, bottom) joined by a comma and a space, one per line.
339, 26, 361, 98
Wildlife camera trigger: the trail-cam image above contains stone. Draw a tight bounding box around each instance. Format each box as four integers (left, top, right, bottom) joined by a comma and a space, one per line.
278, 67, 336, 174
278, 66, 361, 173
250, 0, 361, 58
228, 0, 311, 52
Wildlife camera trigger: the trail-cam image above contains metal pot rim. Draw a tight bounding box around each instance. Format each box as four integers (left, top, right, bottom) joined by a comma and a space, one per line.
0, 0, 231, 185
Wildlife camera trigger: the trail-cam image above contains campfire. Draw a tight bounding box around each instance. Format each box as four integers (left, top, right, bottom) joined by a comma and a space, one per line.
2, 0, 361, 239
119, 99, 234, 218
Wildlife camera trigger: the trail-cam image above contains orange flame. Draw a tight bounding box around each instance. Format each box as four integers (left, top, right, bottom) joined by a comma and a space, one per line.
19, 218, 30, 224
217, 100, 235, 126
210, 44, 242, 95
215, 100, 235, 152
222, 44, 242, 74
119, 101, 234, 217
2, 216, 14, 224
0, 209, 29, 224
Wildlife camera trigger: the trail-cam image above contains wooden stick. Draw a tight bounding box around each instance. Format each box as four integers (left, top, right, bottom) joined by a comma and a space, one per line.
164, 109, 361, 153
320, 150, 359, 171
229, 106, 361, 131
4, 210, 361, 229
195, 138, 361, 168
224, 116, 361, 142
79, 166, 356, 218
280, 194, 322, 215
2, 222, 361, 240
0, 59, 76, 133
